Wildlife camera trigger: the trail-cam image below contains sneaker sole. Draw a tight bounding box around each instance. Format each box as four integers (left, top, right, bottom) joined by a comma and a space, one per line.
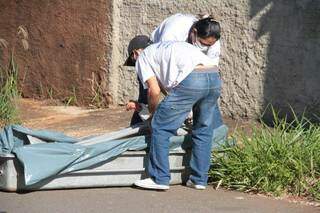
134, 182, 169, 190
186, 181, 206, 190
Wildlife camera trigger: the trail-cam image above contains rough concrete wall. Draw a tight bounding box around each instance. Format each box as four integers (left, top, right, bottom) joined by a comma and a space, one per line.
251, 0, 320, 121
0, 0, 112, 106
112, 0, 320, 120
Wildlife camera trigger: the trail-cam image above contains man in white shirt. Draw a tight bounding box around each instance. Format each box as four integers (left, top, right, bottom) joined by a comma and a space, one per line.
126, 36, 222, 190
127, 14, 223, 130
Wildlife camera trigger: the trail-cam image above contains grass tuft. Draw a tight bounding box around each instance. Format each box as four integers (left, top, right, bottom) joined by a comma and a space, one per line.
210, 108, 320, 201
0, 26, 29, 126
62, 86, 78, 106
0, 53, 20, 125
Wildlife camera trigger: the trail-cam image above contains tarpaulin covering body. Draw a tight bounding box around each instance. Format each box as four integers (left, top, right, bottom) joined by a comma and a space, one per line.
0, 124, 228, 186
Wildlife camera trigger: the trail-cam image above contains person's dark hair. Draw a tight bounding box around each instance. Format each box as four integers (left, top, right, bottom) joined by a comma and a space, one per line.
193, 17, 221, 40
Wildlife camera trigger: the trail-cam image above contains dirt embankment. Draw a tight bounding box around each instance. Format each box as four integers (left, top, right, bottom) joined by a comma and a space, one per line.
0, 0, 112, 106
18, 99, 131, 137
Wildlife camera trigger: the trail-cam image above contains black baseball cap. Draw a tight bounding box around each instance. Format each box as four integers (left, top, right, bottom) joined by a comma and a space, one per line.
124, 35, 152, 66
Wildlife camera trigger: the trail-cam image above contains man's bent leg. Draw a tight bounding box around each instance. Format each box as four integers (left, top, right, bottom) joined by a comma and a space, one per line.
147, 73, 206, 185
148, 95, 195, 185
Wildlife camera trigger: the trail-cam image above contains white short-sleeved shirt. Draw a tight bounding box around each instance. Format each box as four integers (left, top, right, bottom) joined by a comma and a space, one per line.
150, 13, 221, 65
135, 41, 218, 90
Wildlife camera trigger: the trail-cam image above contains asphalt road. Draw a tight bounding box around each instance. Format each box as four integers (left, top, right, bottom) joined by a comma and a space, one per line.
0, 186, 319, 213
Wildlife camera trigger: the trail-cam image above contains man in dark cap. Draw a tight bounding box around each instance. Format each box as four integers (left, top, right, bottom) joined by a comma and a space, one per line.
125, 35, 152, 125
125, 36, 221, 190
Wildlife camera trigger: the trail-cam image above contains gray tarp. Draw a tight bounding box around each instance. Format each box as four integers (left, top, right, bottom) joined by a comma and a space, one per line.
0, 124, 228, 186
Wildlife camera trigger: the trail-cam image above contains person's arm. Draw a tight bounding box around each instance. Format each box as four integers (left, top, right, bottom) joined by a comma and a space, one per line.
146, 76, 161, 115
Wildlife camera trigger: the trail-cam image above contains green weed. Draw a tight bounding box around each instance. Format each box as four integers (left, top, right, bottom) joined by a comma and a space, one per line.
63, 86, 78, 106
210, 108, 320, 201
47, 87, 54, 100
0, 53, 20, 125
0, 26, 29, 126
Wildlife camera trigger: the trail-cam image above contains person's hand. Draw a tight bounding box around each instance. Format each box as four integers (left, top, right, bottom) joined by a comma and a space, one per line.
126, 101, 141, 112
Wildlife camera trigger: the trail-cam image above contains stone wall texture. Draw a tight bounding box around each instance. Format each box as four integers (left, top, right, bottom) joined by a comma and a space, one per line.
111, 0, 320, 121
0, 0, 112, 106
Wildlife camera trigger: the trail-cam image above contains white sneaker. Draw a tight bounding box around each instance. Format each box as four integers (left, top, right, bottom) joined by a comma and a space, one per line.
134, 178, 170, 190
186, 179, 206, 190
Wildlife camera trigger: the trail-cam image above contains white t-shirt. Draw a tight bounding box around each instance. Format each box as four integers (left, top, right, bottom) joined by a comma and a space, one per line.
150, 13, 221, 65
135, 41, 217, 90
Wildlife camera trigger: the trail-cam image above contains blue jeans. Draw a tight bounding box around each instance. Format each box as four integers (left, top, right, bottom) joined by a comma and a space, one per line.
131, 76, 223, 128
148, 71, 222, 185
